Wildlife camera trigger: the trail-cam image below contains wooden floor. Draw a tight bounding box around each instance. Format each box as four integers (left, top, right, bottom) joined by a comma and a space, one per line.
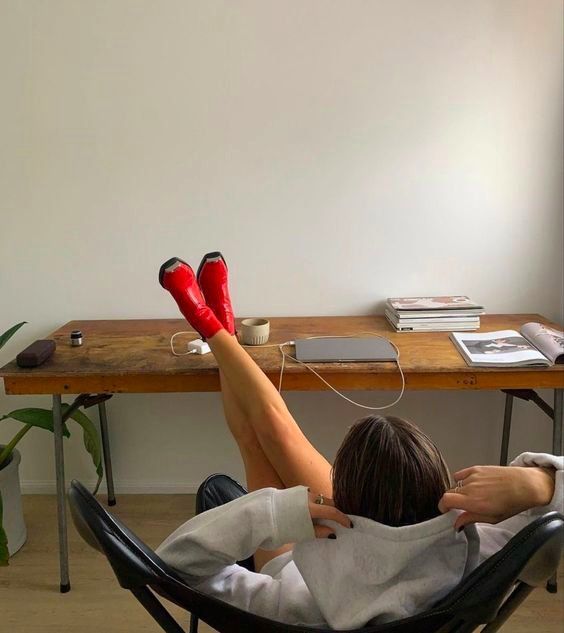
1, 495, 562, 632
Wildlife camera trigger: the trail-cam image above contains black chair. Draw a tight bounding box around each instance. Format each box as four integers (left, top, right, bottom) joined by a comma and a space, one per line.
68, 478, 563, 633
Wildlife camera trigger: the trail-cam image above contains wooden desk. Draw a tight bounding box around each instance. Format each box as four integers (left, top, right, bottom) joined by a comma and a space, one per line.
1, 314, 563, 593
2, 315, 563, 394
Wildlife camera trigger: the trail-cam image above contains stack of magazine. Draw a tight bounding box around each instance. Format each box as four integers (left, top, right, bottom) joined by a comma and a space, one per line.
450, 322, 564, 367
385, 296, 485, 332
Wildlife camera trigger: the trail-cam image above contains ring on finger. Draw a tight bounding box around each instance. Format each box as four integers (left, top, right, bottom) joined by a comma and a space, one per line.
455, 480, 464, 492
314, 493, 325, 505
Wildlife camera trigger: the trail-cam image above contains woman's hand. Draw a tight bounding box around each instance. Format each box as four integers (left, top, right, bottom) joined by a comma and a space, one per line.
439, 465, 556, 530
307, 492, 352, 538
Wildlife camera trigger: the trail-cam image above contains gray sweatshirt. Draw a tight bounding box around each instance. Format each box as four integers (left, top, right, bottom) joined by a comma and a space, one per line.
156, 452, 563, 629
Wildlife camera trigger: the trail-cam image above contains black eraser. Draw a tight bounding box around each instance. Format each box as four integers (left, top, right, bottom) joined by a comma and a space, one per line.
16, 339, 56, 368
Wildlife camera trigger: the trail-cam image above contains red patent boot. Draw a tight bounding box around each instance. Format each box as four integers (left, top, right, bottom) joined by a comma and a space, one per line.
196, 252, 236, 336
159, 257, 223, 339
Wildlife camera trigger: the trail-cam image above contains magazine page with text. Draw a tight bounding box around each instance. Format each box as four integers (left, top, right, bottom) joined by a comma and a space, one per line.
450, 330, 551, 367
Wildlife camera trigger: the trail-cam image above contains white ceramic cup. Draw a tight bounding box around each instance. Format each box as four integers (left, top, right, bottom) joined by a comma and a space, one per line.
240, 318, 270, 345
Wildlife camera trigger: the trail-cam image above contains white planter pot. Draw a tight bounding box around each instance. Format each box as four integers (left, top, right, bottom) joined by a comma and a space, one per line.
0, 448, 27, 556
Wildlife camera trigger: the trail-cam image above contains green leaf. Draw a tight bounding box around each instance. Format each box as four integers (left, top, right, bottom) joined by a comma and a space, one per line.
66, 408, 103, 494
0, 322, 27, 351
0, 492, 8, 566
0, 405, 102, 496
0, 409, 70, 438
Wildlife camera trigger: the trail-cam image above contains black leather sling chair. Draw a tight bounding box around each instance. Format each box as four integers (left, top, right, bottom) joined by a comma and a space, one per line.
68, 476, 563, 633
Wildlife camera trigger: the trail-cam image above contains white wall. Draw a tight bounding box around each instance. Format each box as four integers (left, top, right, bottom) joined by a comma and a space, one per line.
1, 0, 562, 493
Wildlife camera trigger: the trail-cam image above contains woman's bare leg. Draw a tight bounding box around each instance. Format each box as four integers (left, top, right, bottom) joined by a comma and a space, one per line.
160, 257, 331, 495
209, 330, 333, 499
219, 369, 284, 491
161, 256, 327, 567
218, 368, 294, 570
161, 257, 328, 569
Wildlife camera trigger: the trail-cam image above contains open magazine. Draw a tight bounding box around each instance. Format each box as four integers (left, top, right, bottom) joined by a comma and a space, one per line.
450, 322, 564, 367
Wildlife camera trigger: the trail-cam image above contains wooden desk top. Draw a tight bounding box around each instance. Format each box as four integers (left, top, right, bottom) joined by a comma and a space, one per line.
1, 315, 562, 395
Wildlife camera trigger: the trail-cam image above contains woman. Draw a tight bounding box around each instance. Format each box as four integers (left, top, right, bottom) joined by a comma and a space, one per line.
156, 253, 563, 629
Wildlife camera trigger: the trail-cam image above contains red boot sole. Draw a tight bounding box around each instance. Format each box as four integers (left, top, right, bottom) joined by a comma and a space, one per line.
158, 257, 190, 289
196, 251, 227, 283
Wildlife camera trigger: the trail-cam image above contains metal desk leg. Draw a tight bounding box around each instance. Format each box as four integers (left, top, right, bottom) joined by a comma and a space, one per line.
547, 388, 562, 595
553, 389, 563, 457
53, 394, 70, 593
500, 392, 514, 466
500, 388, 561, 594
500, 388, 562, 464
98, 401, 116, 506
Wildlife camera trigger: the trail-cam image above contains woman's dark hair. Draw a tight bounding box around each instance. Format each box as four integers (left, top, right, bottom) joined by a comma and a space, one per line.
332, 415, 451, 526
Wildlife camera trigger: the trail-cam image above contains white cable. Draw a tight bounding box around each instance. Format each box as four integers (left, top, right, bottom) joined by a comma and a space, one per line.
170, 331, 199, 356
278, 344, 287, 392
171, 328, 405, 410
277, 333, 405, 410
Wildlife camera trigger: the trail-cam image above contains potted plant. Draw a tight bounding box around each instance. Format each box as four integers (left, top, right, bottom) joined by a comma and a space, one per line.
0, 322, 103, 565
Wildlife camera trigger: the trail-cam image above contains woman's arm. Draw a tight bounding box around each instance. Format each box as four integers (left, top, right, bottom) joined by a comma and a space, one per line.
156, 486, 350, 625
157, 487, 312, 576
157, 486, 351, 577
439, 453, 563, 530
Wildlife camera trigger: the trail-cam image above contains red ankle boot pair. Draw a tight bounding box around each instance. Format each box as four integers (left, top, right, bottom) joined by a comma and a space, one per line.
159, 252, 235, 340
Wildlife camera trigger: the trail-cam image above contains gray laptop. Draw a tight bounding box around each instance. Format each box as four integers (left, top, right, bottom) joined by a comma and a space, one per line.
294, 337, 398, 363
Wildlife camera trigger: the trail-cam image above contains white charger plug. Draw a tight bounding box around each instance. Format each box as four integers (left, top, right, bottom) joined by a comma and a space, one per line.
187, 339, 211, 355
